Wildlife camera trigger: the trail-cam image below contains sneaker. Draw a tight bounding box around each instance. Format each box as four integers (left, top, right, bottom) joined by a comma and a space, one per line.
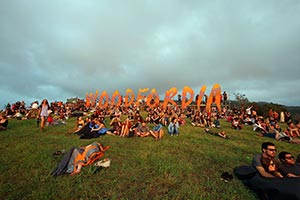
220, 172, 229, 181
220, 172, 233, 182
224, 173, 233, 182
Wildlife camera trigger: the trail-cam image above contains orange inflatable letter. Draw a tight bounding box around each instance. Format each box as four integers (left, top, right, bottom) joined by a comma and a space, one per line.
124, 88, 135, 107
85, 92, 91, 108
85, 90, 98, 108
206, 84, 221, 112
98, 91, 109, 109
181, 86, 194, 109
111, 90, 122, 107
136, 88, 149, 107
147, 88, 160, 108
163, 87, 177, 109
196, 85, 207, 110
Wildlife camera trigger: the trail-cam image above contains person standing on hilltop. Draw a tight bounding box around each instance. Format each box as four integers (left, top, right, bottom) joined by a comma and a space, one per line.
39, 99, 49, 132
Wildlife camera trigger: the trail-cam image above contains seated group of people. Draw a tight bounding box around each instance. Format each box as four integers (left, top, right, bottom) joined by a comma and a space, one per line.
254, 119, 300, 144
190, 110, 221, 128
252, 142, 300, 178
74, 114, 165, 140
238, 142, 300, 199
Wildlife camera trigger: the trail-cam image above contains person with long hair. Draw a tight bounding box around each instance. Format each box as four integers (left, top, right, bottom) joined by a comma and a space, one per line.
39, 99, 49, 132
261, 157, 283, 178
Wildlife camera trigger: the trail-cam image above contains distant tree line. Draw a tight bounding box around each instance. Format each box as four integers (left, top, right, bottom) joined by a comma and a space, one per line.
231, 93, 300, 121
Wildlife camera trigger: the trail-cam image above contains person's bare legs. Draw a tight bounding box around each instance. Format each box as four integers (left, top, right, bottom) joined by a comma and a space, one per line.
150, 130, 158, 139
40, 116, 46, 131
158, 129, 164, 139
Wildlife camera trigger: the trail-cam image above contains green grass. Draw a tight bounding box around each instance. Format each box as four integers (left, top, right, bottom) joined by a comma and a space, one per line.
0, 116, 299, 200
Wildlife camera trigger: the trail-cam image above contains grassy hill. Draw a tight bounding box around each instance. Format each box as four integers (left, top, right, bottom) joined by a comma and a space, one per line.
0, 116, 299, 199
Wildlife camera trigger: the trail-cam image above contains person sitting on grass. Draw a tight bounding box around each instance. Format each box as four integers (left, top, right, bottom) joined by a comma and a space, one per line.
90, 119, 115, 137
75, 116, 85, 132
191, 110, 201, 127
109, 115, 122, 136
232, 116, 242, 130
131, 115, 143, 135
0, 114, 8, 131
253, 118, 267, 134
136, 121, 154, 138
120, 116, 132, 137
75, 117, 93, 136
152, 119, 164, 140
212, 115, 221, 128
286, 121, 300, 138
168, 117, 180, 136
178, 112, 186, 126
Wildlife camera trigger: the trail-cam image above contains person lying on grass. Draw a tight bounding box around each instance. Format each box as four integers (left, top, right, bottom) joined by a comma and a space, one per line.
51, 142, 110, 176
203, 128, 230, 139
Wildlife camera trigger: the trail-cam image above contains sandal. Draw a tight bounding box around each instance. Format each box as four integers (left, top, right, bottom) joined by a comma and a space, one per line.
53, 151, 62, 156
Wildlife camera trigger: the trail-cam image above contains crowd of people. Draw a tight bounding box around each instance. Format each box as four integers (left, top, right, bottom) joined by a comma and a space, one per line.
1, 95, 300, 144
1, 98, 87, 132
1, 95, 300, 197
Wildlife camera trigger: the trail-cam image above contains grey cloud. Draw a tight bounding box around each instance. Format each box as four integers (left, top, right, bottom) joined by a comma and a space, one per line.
1, 0, 300, 107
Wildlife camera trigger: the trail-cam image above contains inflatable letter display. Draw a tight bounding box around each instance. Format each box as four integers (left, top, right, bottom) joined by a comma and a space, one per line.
111, 90, 122, 107
98, 91, 109, 109
85, 84, 222, 112
124, 88, 135, 107
146, 88, 160, 108
85, 90, 99, 107
85, 93, 90, 107
206, 84, 221, 113
196, 85, 207, 110
136, 88, 149, 107
181, 86, 194, 109
163, 87, 177, 110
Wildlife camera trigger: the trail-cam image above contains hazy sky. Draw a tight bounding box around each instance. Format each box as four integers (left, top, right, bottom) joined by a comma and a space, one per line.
1, 0, 300, 108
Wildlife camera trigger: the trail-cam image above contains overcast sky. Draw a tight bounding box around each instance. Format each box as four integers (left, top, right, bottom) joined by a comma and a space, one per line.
1, 0, 300, 108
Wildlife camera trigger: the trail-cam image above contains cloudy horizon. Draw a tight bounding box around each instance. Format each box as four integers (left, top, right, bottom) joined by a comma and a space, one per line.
1, 0, 300, 108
